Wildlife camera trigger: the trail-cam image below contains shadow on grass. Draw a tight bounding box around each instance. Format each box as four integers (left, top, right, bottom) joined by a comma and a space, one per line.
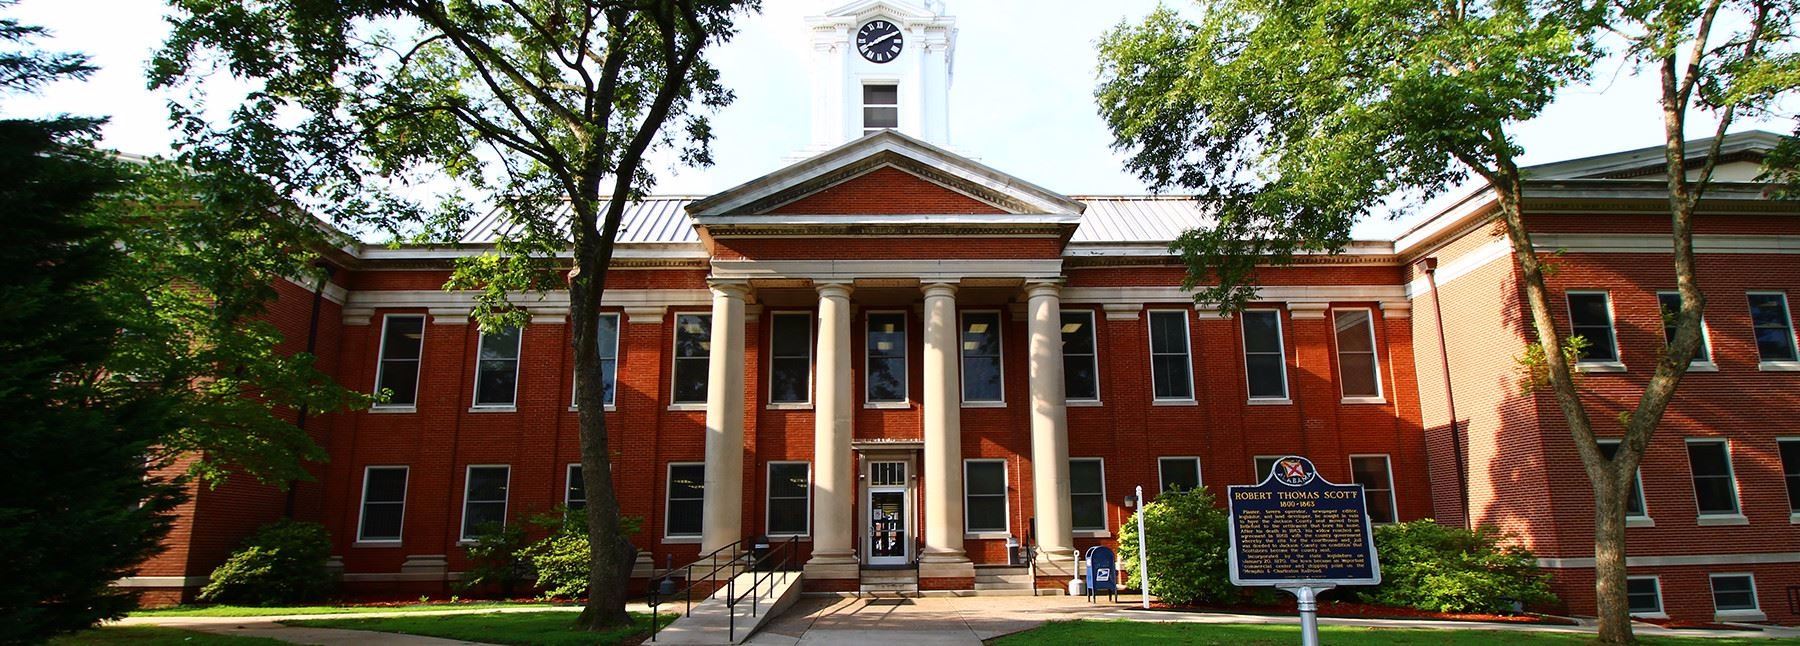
288, 611, 661, 646
987, 620, 1772, 646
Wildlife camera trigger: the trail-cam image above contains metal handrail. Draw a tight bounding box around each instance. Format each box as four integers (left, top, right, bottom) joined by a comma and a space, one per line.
645, 536, 803, 643
722, 536, 801, 642
647, 538, 750, 642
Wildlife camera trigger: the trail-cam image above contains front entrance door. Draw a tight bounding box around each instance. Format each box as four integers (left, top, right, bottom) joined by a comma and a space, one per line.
865, 460, 910, 566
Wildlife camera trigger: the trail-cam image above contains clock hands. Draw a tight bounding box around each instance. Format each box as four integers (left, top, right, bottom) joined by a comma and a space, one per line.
858, 29, 900, 53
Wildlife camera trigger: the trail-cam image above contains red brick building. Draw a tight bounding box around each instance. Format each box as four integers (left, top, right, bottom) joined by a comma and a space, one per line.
125, 0, 1799, 627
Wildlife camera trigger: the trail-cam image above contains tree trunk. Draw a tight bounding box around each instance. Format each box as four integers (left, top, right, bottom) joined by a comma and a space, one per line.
570, 195, 633, 630
1592, 469, 1633, 644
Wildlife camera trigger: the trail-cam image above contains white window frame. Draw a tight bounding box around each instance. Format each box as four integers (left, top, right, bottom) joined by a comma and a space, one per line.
962, 459, 1010, 535
356, 465, 408, 544
1253, 455, 1284, 483
1147, 309, 1196, 403
471, 325, 523, 410
767, 312, 815, 408
372, 314, 426, 410
670, 313, 711, 407
1656, 291, 1715, 371
1156, 456, 1203, 495
1240, 309, 1290, 402
1061, 310, 1101, 404
1333, 308, 1385, 403
1709, 572, 1761, 618
1627, 575, 1666, 618
1596, 439, 1651, 525
1779, 437, 1800, 521
765, 461, 812, 538
572, 312, 622, 410
1747, 291, 1800, 369
958, 310, 1005, 406
459, 464, 511, 542
1348, 454, 1399, 524
1566, 290, 1624, 370
1070, 457, 1107, 533
564, 463, 585, 510
664, 462, 706, 540
864, 310, 910, 407
860, 80, 900, 136
1685, 438, 1744, 522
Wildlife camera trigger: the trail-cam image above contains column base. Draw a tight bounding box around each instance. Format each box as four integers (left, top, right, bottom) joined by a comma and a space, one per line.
919, 559, 976, 590
803, 561, 860, 581
1034, 548, 1079, 578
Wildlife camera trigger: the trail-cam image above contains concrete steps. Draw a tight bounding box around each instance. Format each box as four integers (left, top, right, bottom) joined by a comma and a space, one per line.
973, 566, 1032, 592
859, 568, 919, 596
653, 569, 803, 644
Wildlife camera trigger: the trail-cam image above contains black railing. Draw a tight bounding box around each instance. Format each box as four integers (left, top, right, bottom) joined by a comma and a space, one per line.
646, 537, 801, 643
1788, 584, 1799, 616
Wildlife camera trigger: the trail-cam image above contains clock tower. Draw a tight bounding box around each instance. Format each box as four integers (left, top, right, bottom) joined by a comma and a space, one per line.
803, 0, 957, 154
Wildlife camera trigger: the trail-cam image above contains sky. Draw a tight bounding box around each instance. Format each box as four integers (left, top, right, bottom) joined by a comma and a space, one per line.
5, 0, 1793, 239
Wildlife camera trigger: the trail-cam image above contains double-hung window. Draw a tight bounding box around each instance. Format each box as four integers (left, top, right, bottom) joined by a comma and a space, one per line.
671, 314, 711, 405
1157, 457, 1201, 494
1241, 309, 1288, 400
1781, 439, 1800, 514
473, 325, 522, 407
580, 313, 621, 407
769, 313, 812, 405
1070, 458, 1106, 532
1597, 440, 1649, 520
1627, 577, 1663, 616
1254, 456, 1283, 482
565, 464, 586, 512
964, 460, 1008, 533
460, 465, 510, 540
1748, 292, 1799, 363
960, 312, 1003, 403
1334, 309, 1382, 400
867, 313, 908, 404
862, 84, 898, 135
1686, 440, 1740, 516
1349, 455, 1397, 524
766, 462, 810, 536
1567, 291, 1620, 364
357, 466, 408, 543
1061, 311, 1100, 402
665, 463, 705, 538
1710, 574, 1760, 615
374, 315, 425, 407
1656, 292, 1710, 364
1148, 310, 1194, 401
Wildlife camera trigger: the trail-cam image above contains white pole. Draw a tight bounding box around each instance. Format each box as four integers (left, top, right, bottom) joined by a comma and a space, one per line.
1135, 485, 1149, 609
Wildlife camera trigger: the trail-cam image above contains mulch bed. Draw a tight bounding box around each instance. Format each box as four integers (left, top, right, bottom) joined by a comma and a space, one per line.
1633, 617, 1761, 631
1145, 599, 1580, 626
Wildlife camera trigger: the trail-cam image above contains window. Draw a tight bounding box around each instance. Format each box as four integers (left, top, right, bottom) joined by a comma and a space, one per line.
1627, 577, 1663, 615
586, 313, 620, 407
862, 83, 898, 135
1334, 309, 1382, 400
357, 466, 408, 542
1158, 457, 1201, 494
1782, 439, 1800, 513
1597, 441, 1648, 519
961, 312, 1003, 403
866, 313, 908, 404
1567, 292, 1619, 363
1350, 455, 1397, 524
1656, 292, 1710, 363
769, 313, 812, 404
1241, 309, 1288, 400
964, 460, 1008, 533
1061, 311, 1100, 402
1254, 456, 1282, 483
1070, 458, 1106, 531
1686, 440, 1739, 515
565, 464, 586, 511
766, 462, 810, 536
473, 325, 522, 407
671, 314, 711, 404
460, 465, 510, 540
1748, 292, 1798, 362
1148, 310, 1194, 401
665, 463, 705, 538
1710, 574, 1759, 613
374, 315, 425, 406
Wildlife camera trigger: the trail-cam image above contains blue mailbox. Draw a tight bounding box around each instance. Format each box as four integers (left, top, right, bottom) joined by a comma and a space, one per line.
1084, 545, 1117, 602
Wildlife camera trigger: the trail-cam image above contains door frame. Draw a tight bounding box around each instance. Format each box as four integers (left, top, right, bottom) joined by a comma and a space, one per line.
860, 454, 916, 566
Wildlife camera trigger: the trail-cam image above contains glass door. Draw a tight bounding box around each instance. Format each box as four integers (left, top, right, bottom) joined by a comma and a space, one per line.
865, 461, 909, 565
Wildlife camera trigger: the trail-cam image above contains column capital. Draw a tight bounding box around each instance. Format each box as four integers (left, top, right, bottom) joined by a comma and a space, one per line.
1023, 281, 1064, 299
815, 281, 854, 299
921, 281, 959, 298
709, 279, 752, 299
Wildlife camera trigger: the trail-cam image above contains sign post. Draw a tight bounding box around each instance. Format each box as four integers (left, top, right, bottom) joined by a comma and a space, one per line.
1227, 456, 1380, 646
1134, 484, 1149, 609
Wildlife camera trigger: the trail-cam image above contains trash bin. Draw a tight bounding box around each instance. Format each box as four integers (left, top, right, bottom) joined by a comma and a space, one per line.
749, 535, 775, 571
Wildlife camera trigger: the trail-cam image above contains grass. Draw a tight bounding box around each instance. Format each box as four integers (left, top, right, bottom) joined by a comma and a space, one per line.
288, 611, 662, 645
130, 600, 571, 617
987, 620, 1782, 645
48, 625, 287, 645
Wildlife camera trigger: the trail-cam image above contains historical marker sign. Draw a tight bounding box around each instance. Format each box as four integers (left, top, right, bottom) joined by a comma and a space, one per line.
1227, 455, 1381, 587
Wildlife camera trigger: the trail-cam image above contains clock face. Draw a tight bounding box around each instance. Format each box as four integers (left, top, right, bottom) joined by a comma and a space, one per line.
856, 20, 904, 63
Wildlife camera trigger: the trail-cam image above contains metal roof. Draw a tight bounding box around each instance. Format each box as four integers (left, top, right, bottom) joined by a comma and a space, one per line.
457, 197, 702, 245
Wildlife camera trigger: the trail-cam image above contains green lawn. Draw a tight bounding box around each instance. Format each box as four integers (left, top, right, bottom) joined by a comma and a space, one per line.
287, 611, 662, 645
989, 620, 1781, 645
131, 600, 571, 617
48, 625, 287, 645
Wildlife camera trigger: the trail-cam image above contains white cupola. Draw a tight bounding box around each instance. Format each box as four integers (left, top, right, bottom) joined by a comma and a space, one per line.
801, 0, 957, 155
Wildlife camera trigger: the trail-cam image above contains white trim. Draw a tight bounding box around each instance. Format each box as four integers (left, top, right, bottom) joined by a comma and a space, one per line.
459, 464, 511, 542
1156, 456, 1203, 495
859, 80, 900, 135
1686, 438, 1742, 517
1537, 551, 1800, 568
1595, 440, 1652, 522
1348, 454, 1399, 524
1656, 291, 1715, 367
344, 288, 711, 311
768, 312, 816, 407
1627, 575, 1665, 617
962, 459, 1010, 534
1070, 457, 1107, 532
709, 258, 1066, 284
565, 463, 585, 510
1147, 310, 1195, 402
765, 461, 812, 538
1063, 285, 1408, 311
471, 325, 522, 408
113, 576, 212, 588
1240, 308, 1290, 401
1566, 290, 1624, 367
664, 462, 706, 539
958, 310, 1005, 405
1529, 232, 1800, 255
572, 312, 622, 409
1061, 310, 1101, 403
1403, 239, 1512, 298
1747, 291, 1800, 363
371, 314, 426, 409
670, 313, 712, 406
357, 465, 409, 544
1709, 572, 1761, 615
1780, 437, 1800, 516
1333, 308, 1384, 401
865, 310, 910, 406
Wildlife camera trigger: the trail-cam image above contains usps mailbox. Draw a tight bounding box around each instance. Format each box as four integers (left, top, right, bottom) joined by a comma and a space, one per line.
1084, 545, 1117, 603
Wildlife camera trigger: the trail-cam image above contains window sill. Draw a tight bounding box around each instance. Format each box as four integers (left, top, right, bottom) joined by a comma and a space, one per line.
368, 406, 417, 414
1686, 361, 1719, 372
1246, 398, 1291, 406
1626, 517, 1655, 528
568, 405, 618, 412
662, 536, 702, 544
1575, 361, 1627, 373
1696, 514, 1749, 526
1631, 612, 1669, 620
354, 540, 403, 548
865, 402, 911, 410
766, 402, 813, 411
961, 401, 1007, 408
1715, 609, 1766, 623
764, 535, 811, 542
1340, 396, 1387, 405
1067, 400, 1104, 407
1758, 360, 1800, 372
667, 403, 707, 412
1151, 399, 1197, 407
1791, 512, 1800, 525
964, 532, 1010, 540
1073, 530, 1112, 539
468, 406, 516, 413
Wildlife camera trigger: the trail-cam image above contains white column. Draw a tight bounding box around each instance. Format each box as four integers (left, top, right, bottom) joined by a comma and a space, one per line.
701, 281, 748, 554
808, 282, 857, 571
1025, 282, 1076, 573
920, 282, 970, 568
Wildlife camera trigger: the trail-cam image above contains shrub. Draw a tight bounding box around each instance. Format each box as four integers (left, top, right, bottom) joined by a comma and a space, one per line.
1117, 487, 1233, 605
522, 509, 642, 599
1355, 519, 1556, 614
459, 522, 531, 597
198, 520, 334, 605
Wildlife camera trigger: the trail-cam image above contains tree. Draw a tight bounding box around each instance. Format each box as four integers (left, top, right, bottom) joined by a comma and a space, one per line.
153, 0, 759, 628
1096, 1, 1795, 642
